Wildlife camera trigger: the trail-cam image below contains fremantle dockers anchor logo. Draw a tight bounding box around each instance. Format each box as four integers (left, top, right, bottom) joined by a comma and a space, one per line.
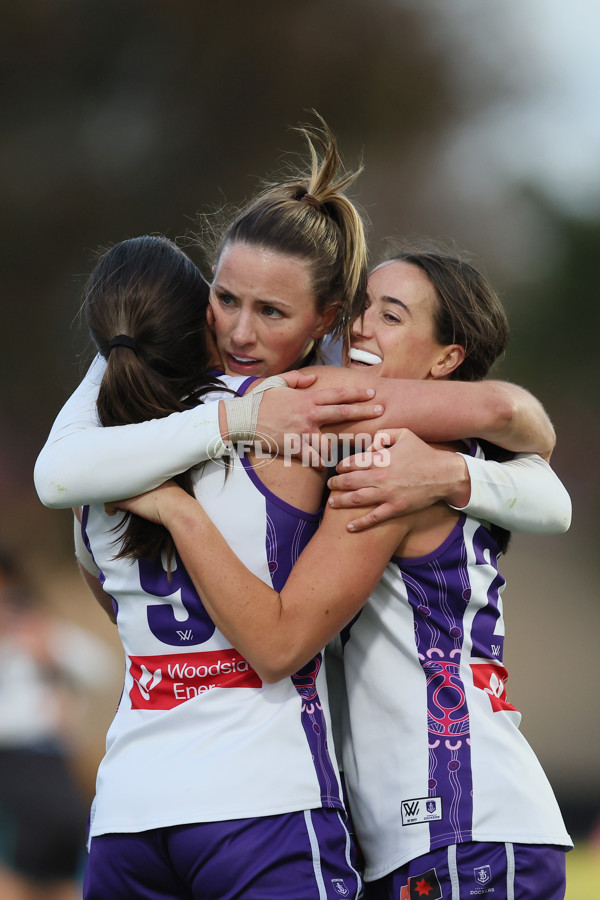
474, 865, 492, 885
331, 879, 350, 896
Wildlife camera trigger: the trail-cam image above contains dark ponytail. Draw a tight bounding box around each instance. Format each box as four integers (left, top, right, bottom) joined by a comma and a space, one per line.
85, 235, 222, 563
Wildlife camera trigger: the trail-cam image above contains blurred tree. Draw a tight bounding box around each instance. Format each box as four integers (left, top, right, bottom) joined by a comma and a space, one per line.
494, 191, 600, 532
1, 0, 593, 560
0, 0, 495, 445
499, 193, 600, 403
1, 0, 597, 830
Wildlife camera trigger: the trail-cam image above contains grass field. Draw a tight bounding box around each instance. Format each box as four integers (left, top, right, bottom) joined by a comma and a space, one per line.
565, 842, 600, 898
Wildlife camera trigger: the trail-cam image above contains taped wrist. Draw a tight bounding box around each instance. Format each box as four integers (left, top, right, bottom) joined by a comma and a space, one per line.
223, 376, 288, 442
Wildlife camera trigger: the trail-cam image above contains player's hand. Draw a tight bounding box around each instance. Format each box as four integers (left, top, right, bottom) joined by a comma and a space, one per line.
256, 377, 384, 467
105, 480, 185, 526
327, 429, 470, 532
279, 370, 317, 390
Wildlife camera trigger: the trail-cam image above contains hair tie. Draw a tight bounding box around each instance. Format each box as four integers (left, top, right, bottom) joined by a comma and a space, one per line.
108, 334, 138, 353
302, 192, 321, 211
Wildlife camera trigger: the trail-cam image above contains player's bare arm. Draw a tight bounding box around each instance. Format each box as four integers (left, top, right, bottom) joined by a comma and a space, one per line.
299, 366, 556, 458
111, 482, 409, 683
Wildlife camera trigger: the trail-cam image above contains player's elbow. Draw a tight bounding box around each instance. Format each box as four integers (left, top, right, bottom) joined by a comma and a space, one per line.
253, 645, 311, 684
33, 456, 68, 508
549, 485, 572, 534
255, 658, 301, 684
258, 666, 290, 685
488, 384, 556, 458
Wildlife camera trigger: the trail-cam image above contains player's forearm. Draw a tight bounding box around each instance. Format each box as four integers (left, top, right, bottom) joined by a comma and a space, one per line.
160, 496, 294, 679
307, 367, 555, 456
432, 451, 472, 509
452, 453, 571, 534
34, 359, 225, 508
378, 380, 555, 456
160, 493, 397, 683
35, 408, 224, 508
470, 382, 555, 460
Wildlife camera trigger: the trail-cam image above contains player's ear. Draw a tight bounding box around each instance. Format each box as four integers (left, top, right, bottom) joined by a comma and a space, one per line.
311, 303, 339, 340
430, 344, 465, 379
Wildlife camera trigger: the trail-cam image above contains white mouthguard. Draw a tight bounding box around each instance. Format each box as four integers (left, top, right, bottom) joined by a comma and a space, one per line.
349, 347, 382, 365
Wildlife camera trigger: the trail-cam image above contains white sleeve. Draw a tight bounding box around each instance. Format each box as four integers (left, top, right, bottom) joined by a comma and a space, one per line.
34, 355, 226, 508
450, 452, 572, 535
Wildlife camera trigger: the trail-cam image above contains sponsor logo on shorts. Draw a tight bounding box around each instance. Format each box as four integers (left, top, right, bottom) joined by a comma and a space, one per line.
474, 864, 492, 885
401, 867, 442, 899
401, 796, 442, 826
128, 649, 261, 709
331, 878, 350, 896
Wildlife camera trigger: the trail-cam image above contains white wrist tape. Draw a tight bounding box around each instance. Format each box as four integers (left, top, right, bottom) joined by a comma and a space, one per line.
223, 376, 288, 442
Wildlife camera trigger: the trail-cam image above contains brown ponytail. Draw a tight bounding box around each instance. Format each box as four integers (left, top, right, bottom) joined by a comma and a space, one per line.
85, 235, 223, 564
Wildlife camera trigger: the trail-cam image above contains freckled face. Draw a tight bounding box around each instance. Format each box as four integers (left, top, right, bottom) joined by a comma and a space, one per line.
348, 260, 449, 380
208, 242, 335, 377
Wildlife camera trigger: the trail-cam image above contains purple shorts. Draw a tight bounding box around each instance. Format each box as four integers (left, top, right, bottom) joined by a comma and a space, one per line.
84, 808, 363, 899
364, 841, 566, 900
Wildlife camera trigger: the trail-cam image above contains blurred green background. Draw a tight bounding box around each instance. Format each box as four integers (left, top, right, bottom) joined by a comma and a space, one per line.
1, 1, 598, 892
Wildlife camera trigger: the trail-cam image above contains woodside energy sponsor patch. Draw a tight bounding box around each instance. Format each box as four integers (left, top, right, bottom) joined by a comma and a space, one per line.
128, 649, 261, 708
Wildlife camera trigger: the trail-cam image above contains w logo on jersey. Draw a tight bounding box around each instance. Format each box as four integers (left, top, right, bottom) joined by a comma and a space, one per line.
176, 629, 194, 642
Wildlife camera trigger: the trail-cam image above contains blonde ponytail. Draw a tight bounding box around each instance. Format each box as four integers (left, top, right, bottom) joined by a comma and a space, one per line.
203, 113, 369, 342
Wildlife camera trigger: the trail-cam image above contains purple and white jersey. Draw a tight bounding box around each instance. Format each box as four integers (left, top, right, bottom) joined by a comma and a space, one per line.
339, 487, 572, 880
81, 375, 342, 837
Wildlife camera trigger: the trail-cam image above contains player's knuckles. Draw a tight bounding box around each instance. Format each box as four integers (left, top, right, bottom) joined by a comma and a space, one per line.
330, 472, 355, 489
348, 489, 373, 506
352, 511, 379, 530
336, 457, 362, 473
364, 512, 380, 526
